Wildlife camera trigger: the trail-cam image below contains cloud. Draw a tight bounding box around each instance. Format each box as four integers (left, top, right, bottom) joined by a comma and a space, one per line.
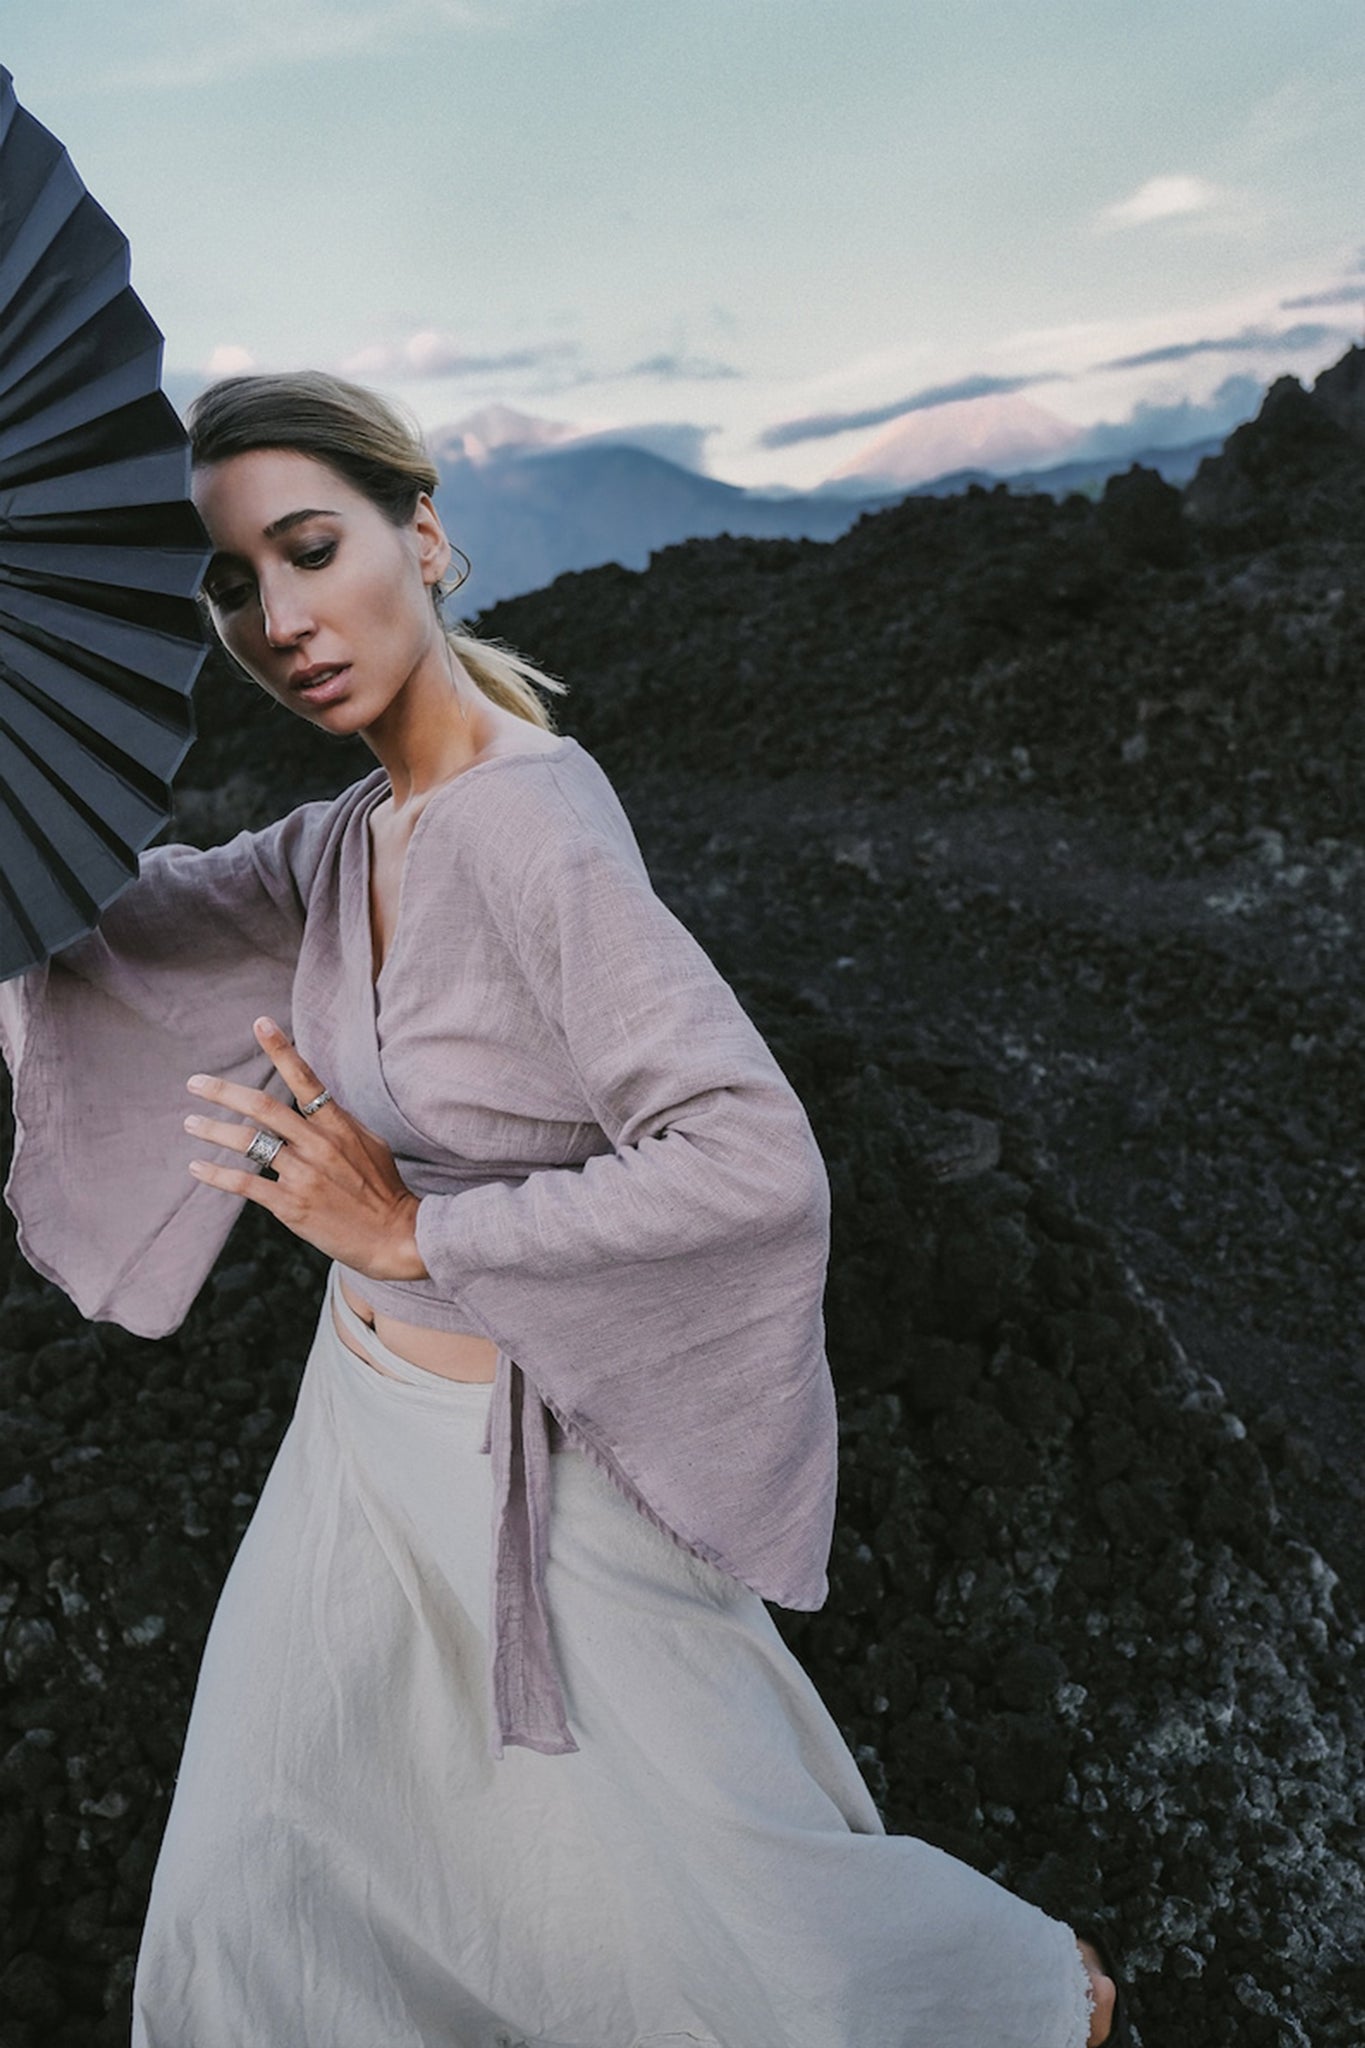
625, 353, 742, 383
1280, 283, 1365, 311
1067, 374, 1265, 462
757, 371, 1066, 451
338, 332, 577, 380
1099, 321, 1342, 371
204, 344, 256, 377
1097, 174, 1226, 229
754, 299, 1352, 468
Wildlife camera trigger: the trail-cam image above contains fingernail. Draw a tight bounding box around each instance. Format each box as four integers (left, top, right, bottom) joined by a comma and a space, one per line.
187, 1075, 208, 1091
255, 1016, 279, 1037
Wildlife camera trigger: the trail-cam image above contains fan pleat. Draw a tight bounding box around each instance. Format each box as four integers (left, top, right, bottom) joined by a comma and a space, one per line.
2, 283, 160, 431
0, 392, 181, 483
0, 238, 128, 392
0, 540, 214, 597
0, 826, 50, 966
0, 355, 167, 465
5, 507, 208, 552
3, 580, 202, 649
0, 665, 171, 841
0, 582, 203, 684
0, 625, 191, 772
0, 444, 190, 515
0, 96, 78, 252
0, 748, 143, 951
0, 154, 88, 315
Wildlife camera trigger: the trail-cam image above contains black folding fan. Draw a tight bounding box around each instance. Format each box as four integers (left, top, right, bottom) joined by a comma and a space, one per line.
0, 65, 213, 982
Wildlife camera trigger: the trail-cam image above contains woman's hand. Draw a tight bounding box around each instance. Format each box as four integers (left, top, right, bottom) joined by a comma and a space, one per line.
183, 1015, 429, 1283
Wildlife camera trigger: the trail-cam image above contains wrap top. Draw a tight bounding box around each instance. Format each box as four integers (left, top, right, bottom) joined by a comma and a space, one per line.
0, 734, 839, 1756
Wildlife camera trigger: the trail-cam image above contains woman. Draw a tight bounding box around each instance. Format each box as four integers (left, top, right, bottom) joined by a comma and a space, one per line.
0, 372, 1121, 2047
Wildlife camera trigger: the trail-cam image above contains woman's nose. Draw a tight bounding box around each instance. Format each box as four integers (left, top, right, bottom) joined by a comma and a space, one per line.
259, 579, 313, 649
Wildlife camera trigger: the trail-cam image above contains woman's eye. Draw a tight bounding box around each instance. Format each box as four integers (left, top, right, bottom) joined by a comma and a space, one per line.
203, 539, 333, 611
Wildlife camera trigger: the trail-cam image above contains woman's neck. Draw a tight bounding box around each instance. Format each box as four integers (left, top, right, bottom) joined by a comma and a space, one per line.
361, 642, 499, 811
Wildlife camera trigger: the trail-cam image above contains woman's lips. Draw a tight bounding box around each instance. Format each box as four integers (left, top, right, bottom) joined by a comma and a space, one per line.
294, 666, 351, 705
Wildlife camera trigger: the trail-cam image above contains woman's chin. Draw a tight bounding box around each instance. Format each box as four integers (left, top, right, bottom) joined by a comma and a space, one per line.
290, 687, 368, 727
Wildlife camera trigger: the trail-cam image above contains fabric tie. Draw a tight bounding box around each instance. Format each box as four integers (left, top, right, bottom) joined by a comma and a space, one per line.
484, 1352, 579, 1758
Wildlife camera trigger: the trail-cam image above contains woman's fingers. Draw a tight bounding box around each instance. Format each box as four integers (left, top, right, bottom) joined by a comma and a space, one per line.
183, 1110, 267, 1155
181, 1022, 418, 1270
184, 1021, 328, 1120
252, 1014, 336, 1116
186, 1069, 306, 1140
187, 1154, 284, 1201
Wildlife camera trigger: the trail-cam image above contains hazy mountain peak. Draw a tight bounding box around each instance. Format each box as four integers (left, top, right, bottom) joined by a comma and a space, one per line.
431, 404, 579, 466
827, 392, 1083, 491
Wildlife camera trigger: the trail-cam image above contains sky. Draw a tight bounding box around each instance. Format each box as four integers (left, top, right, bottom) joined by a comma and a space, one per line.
5, 0, 1364, 490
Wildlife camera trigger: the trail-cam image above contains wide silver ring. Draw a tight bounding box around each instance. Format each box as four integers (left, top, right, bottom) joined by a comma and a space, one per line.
297, 1088, 332, 1118
245, 1128, 287, 1170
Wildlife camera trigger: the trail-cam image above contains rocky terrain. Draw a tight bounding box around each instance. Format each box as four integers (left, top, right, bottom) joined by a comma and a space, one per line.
3, 346, 1365, 2046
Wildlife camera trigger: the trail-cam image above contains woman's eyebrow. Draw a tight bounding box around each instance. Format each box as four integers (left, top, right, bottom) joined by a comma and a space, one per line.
262, 507, 341, 540
207, 509, 343, 567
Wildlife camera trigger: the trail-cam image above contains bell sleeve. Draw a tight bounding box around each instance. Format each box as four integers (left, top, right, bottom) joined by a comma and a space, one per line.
412, 774, 838, 1616
0, 796, 338, 1339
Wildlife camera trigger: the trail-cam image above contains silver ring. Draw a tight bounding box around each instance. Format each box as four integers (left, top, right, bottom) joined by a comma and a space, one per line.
245, 1129, 287, 1170
297, 1088, 332, 1118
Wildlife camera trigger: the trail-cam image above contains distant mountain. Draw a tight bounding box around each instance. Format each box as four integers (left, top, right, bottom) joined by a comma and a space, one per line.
431, 421, 896, 611
431, 404, 579, 465
432, 404, 715, 474
905, 433, 1229, 504
428, 395, 1241, 611
821, 392, 1083, 496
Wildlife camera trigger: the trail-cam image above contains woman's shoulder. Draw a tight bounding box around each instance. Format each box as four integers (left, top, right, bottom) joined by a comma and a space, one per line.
229, 769, 384, 877
423, 733, 644, 876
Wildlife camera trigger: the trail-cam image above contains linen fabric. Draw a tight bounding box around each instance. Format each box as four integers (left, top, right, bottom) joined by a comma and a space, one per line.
128, 1267, 1095, 2048
0, 737, 837, 1755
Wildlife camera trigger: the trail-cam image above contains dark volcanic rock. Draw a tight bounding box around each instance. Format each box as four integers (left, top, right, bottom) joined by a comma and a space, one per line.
5, 344, 1365, 2045
1098, 462, 1191, 569
1186, 344, 1365, 543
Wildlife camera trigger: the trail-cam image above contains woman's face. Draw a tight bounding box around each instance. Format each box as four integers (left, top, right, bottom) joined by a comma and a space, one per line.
192, 448, 451, 728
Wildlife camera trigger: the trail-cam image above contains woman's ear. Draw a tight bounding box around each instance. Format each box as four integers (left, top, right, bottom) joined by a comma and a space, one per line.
412, 491, 452, 588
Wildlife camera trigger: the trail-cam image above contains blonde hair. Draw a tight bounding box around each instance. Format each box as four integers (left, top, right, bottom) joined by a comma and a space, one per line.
185, 369, 566, 728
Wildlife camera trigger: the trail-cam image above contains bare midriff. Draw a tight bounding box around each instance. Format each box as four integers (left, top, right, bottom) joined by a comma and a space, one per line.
333, 1271, 499, 1384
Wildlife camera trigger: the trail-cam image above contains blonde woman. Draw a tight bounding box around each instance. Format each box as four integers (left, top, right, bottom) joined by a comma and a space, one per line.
0, 372, 1124, 2048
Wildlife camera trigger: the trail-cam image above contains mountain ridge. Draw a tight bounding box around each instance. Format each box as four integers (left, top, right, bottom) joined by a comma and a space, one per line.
433, 415, 1236, 612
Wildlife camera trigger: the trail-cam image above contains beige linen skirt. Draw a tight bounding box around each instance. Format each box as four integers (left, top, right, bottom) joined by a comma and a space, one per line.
130, 1263, 1093, 2048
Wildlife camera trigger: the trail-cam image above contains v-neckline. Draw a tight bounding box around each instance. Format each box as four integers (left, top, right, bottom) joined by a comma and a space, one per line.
357, 738, 576, 999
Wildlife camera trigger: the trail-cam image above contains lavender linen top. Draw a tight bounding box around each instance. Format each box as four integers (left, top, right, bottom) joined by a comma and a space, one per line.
0, 736, 838, 1757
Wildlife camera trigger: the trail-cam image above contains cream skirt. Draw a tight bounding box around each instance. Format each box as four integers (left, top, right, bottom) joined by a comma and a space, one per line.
130, 1265, 1094, 2048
